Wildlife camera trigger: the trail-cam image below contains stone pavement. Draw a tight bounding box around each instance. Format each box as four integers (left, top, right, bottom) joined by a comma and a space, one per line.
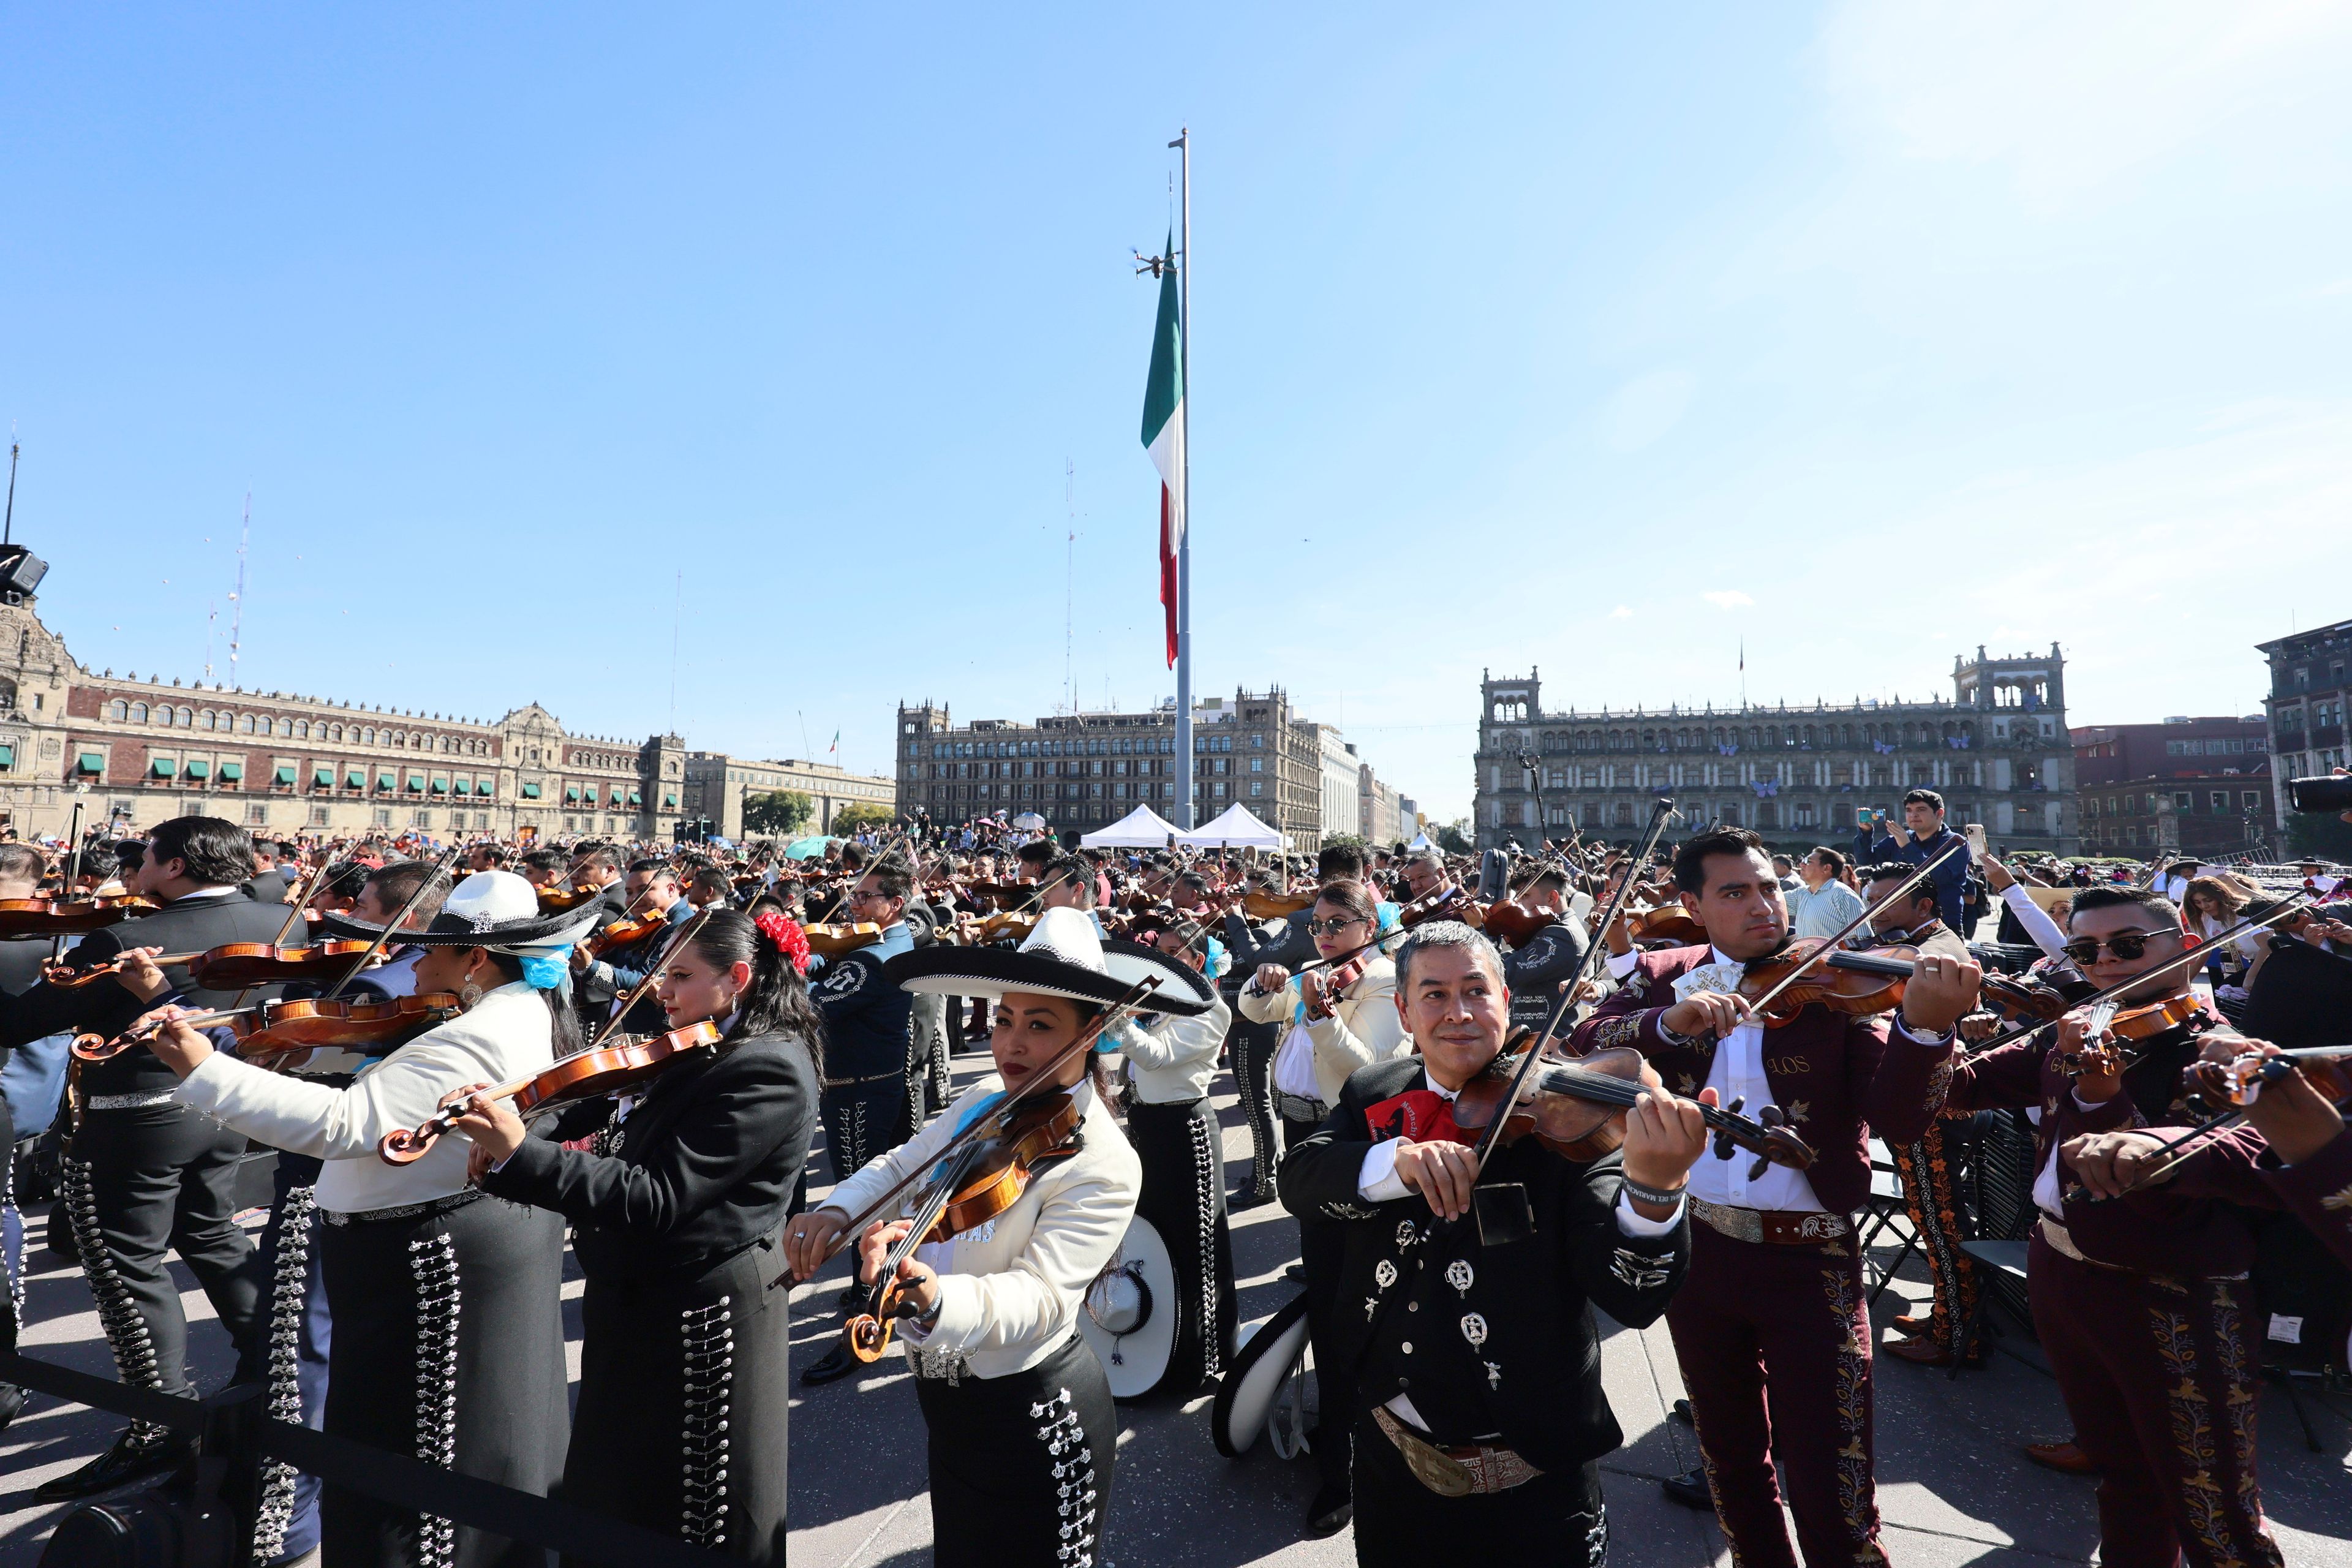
4, 1047, 2348, 1565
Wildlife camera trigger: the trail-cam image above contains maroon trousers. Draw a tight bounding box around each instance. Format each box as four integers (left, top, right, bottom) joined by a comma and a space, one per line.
2027, 1231, 2282, 1568
1895, 1116, 1980, 1356
1667, 1224, 1887, 1568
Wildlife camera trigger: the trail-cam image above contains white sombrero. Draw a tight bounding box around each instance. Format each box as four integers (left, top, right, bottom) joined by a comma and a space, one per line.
882, 907, 1213, 1017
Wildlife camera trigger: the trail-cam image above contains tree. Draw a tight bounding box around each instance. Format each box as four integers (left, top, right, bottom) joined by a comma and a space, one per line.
831, 801, 894, 835
742, 790, 813, 837
1435, 818, 1475, 854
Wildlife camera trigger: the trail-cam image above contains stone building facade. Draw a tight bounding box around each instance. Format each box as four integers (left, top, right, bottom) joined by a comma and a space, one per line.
1472, 644, 2079, 855
0, 594, 687, 843
680, 753, 897, 840
895, 686, 1393, 853
2257, 616, 2351, 832
2073, 716, 2274, 858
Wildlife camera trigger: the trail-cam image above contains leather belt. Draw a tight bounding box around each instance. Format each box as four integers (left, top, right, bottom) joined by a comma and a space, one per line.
1689, 1197, 1852, 1247
83, 1090, 182, 1112
821, 1071, 905, 1090
1271, 1089, 1327, 1124
2036, 1216, 2247, 1282
1371, 1406, 1543, 1496
323, 1189, 484, 1228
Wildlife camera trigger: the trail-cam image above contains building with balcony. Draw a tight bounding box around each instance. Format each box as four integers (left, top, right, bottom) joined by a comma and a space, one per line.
1472, 644, 2079, 854
680, 753, 896, 839
2258, 616, 2352, 832
2071, 715, 2274, 858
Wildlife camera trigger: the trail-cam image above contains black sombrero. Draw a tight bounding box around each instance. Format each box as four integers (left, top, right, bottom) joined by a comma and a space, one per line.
881, 907, 1213, 1018
319, 869, 604, 956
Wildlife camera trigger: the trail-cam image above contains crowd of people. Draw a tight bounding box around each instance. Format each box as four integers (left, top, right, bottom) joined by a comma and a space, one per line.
0, 780, 2345, 1567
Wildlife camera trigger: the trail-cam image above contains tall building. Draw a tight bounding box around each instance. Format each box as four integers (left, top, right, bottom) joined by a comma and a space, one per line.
680, 753, 896, 839
0, 593, 688, 842
1309, 723, 1362, 840
2071, 717, 2273, 858
2256, 616, 2351, 833
1472, 644, 2079, 854
894, 686, 1410, 852
1357, 754, 1406, 846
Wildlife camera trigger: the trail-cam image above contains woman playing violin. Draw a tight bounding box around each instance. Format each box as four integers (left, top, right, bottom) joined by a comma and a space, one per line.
780, 908, 1211, 1568
1240, 878, 1408, 1145
439, 908, 822, 1564
129, 870, 591, 1568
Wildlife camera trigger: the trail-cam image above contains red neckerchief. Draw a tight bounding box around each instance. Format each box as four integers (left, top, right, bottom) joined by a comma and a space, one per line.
1364, 1082, 1466, 1147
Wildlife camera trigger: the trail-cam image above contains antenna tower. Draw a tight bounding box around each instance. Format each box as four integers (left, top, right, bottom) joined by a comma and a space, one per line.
228, 492, 250, 688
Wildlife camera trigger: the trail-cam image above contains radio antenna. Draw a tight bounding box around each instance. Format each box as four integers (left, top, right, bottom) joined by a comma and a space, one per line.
4, 433, 17, 546
228, 491, 250, 688
1065, 459, 1076, 717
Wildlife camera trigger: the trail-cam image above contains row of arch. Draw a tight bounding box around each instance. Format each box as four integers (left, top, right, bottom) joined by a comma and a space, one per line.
1513, 720, 1980, 754
106, 699, 494, 756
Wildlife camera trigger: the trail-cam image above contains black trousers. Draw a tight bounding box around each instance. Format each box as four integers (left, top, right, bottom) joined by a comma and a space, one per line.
914, 1333, 1117, 1568
1128, 1096, 1236, 1391
1351, 1412, 1606, 1566
823, 1077, 911, 1187
1284, 1109, 1355, 1502
64, 1103, 266, 1404
1227, 1011, 1280, 1197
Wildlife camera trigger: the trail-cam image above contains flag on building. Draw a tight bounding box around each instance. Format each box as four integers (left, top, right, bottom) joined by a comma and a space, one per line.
829, 728, 839, 755
1140, 231, 1185, 668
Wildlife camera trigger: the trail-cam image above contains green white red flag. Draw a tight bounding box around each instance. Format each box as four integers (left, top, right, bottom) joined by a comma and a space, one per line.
1139, 231, 1185, 668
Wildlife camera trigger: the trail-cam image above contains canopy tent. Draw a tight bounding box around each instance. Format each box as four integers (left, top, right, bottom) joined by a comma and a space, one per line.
1175, 804, 1284, 850
1405, 832, 1433, 852
1079, 804, 1184, 848
783, 835, 837, 861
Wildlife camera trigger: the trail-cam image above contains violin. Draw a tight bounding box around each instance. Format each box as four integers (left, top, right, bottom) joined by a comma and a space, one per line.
187, 939, 383, 990
0, 894, 160, 938
842, 1091, 1085, 1364
963, 910, 1038, 945
74, 992, 463, 1064
377, 1019, 726, 1164
534, 883, 601, 914
580, 911, 669, 959
1242, 888, 1318, 921
802, 920, 884, 957
1449, 1040, 1817, 1174
1624, 905, 1706, 946
2058, 992, 2214, 1079
1477, 902, 1559, 952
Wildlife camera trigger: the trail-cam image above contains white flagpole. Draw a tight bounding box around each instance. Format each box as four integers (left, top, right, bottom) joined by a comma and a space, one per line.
1172, 126, 1194, 829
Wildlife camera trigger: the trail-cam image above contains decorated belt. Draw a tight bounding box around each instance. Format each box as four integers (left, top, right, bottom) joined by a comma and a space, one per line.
1688, 1197, 1852, 1247
1371, 1406, 1542, 1497
323, 1189, 484, 1228
821, 1071, 906, 1090
2036, 1216, 2247, 1282
82, 1090, 183, 1112
1271, 1089, 1327, 1124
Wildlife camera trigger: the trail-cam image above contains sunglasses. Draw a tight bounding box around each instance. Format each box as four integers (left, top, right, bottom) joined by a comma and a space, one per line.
2059, 930, 2177, 964
1306, 916, 1367, 937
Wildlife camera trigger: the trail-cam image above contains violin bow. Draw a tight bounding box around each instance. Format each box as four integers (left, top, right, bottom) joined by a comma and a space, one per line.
578, 908, 715, 1053
2072, 1046, 2352, 1201
1727, 839, 1966, 1025
1962, 894, 2311, 1059
317, 843, 467, 1004
1467, 797, 1676, 1194
53, 794, 88, 964
777, 971, 1166, 1287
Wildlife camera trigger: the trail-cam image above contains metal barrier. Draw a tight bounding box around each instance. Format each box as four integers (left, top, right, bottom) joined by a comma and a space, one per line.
0, 1351, 733, 1568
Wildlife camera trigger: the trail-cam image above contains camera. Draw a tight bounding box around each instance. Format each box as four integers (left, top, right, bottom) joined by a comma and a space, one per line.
2285, 775, 2352, 814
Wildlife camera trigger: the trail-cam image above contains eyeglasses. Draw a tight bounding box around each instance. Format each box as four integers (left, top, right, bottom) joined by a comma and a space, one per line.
846, 888, 891, 905
2059, 930, 2178, 964
1306, 916, 1366, 937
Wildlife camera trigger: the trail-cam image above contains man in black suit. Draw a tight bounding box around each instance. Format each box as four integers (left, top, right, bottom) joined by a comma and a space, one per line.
6, 816, 300, 1499
0, 840, 47, 1432
1278, 919, 1706, 1561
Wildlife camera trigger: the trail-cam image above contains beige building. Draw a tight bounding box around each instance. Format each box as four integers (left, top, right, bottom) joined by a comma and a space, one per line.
0, 594, 690, 843
681, 753, 896, 839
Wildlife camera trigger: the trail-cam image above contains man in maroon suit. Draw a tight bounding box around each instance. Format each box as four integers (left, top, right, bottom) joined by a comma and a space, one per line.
1569, 827, 1977, 1568
1937, 886, 2284, 1568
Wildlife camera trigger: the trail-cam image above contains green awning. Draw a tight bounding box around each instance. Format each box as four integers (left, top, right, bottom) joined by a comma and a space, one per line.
377, 771, 396, 790
521, 782, 541, 799
452, 778, 470, 796
610, 787, 625, 805
406, 773, 425, 792
314, 766, 334, 787
429, 777, 448, 794
184, 760, 211, 780
0, 745, 15, 767
663, 792, 677, 809
564, 786, 579, 802
151, 758, 176, 778
274, 765, 295, 785
346, 767, 366, 787
628, 791, 641, 807
77, 751, 105, 774
477, 778, 494, 798
220, 761, 243, 782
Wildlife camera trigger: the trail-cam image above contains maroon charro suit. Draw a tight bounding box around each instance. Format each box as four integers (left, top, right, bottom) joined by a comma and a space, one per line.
1937, 1029, 2282, 1568
2164, 1121, 2352, 1270
1569, 944, 1955, 1568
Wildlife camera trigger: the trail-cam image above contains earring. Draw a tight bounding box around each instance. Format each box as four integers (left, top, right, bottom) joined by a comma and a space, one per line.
459, 978, 484, 1008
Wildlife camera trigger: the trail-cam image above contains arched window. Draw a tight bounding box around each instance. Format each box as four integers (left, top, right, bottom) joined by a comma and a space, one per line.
131, 702, 149, 723
178, 707, 192, 726
109, 699, 128, 721
330, 724, 344, 742
362, 726, 376, 745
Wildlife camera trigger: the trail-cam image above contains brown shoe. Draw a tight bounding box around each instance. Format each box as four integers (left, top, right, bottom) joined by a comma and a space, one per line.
1889, 1313, 1929, 1335
2024, 1439, 2101, 1476
1881, 1334, 1953, 1368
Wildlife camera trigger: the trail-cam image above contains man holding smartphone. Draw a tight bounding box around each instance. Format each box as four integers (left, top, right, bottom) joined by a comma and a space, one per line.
1866, 789, 1973, 937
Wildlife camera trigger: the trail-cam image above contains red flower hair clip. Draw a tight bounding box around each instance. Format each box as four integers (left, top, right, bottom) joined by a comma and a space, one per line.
755, 910, 812, 975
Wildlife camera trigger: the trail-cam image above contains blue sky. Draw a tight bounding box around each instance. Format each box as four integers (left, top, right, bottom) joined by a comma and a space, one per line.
6, 3, 2350, 823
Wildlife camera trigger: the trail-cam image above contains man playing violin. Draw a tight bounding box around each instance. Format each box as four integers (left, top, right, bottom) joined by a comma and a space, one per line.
1931, 884, 2284, 1568
1567, 826, 1976, 1568
1498, 862, 1591, 1036
1279, 919, 1709, 1563
2, 817, 297, 1501
579, 858, 690, 1035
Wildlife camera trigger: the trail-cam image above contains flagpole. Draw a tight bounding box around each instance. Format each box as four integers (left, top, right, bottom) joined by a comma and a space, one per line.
1172, 125, 1195, 829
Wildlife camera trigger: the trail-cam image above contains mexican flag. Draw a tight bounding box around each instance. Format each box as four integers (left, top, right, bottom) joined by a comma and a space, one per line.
1140, 231, 1185, 668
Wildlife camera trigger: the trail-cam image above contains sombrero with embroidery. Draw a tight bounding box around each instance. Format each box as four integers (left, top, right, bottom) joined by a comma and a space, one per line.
321, 868, 603, 957
882, 906, 1212, 1017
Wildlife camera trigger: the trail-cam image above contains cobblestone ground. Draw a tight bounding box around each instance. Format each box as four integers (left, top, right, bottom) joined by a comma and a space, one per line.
6, 1046, 2348, 1567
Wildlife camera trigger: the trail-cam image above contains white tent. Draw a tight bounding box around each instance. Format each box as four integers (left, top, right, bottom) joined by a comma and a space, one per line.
1405, 832, 1433, 852
1175, 803, 1285, 850
1079, 804, 1184, 848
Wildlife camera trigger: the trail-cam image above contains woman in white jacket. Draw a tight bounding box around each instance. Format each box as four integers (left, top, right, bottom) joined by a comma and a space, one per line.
1238, 878, 1410, 1147
781, 908, 1215, 1568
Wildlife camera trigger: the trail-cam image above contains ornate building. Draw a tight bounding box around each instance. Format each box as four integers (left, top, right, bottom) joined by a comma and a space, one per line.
680, 753, 896, 839
2257, 615, 2351, 834
0, 593, 687, 843
1472, 644, 2079, 855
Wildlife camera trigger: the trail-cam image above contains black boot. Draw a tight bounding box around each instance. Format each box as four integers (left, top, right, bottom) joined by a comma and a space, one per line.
799, 1344, 862, 1387
1660, 1466, 1712, 1510
33, 1425, 194, 1502
0, 1383, 24, 1433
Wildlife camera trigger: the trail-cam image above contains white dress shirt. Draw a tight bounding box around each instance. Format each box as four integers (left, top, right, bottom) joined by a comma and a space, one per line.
1676, 948, 1830, 1213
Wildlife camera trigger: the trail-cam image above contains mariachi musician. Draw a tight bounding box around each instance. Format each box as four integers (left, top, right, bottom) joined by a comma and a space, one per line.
3, 816, 298, 1502
782, 908, 1214, 1568
1279, 918, 1709, 1562
127, 870, 592, 1568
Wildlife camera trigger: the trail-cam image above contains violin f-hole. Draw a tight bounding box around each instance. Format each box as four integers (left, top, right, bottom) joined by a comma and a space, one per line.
1472, 1182, 1534, 1247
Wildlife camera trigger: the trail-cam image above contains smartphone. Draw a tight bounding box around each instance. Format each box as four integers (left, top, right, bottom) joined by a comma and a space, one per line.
1965, 823, 1988, 858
